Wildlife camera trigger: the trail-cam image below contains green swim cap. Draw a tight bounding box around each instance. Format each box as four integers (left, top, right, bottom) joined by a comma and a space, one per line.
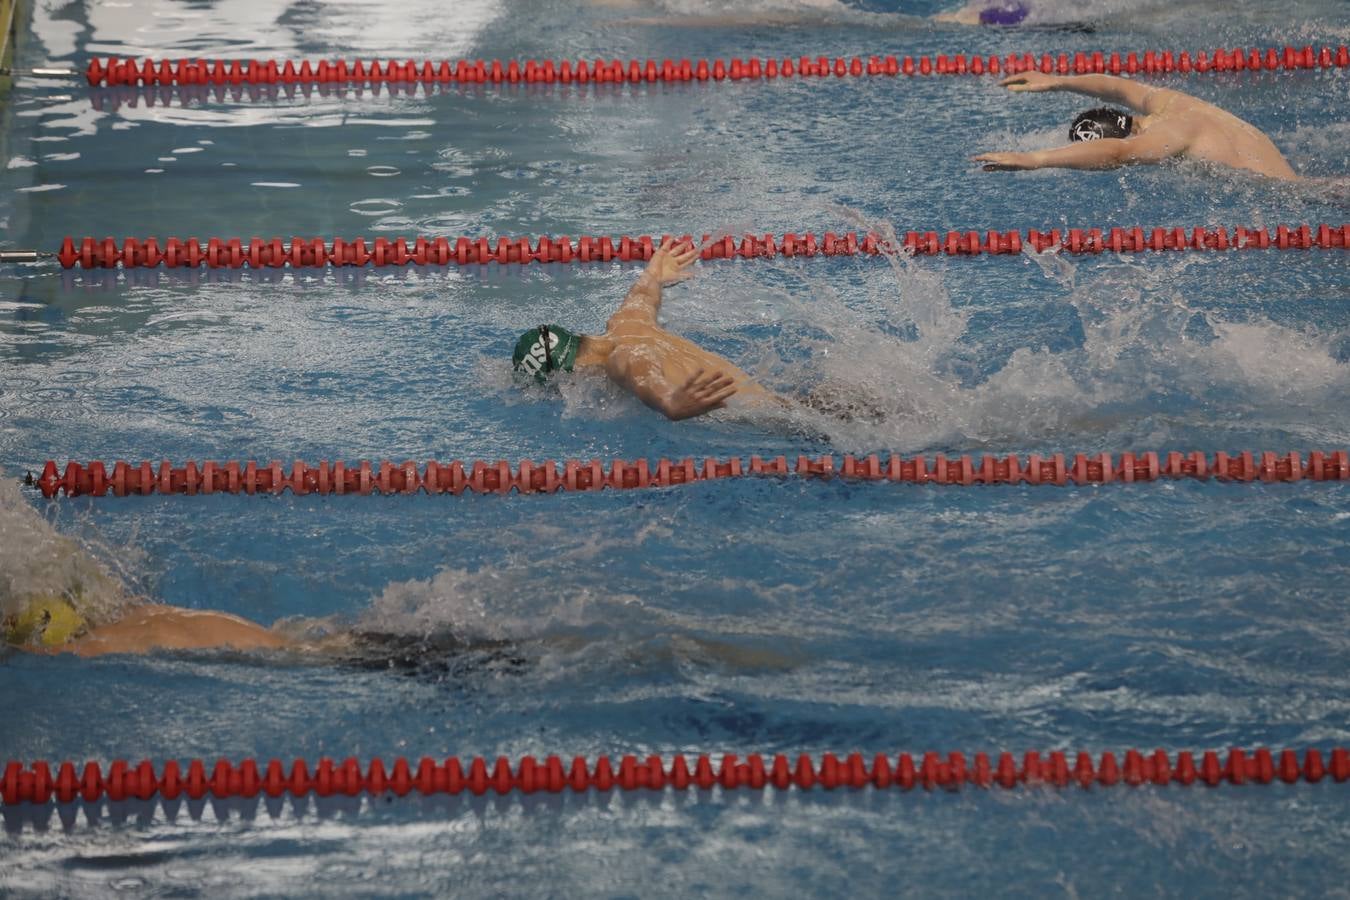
3, 595, 88, 647
512, 324, 580, 381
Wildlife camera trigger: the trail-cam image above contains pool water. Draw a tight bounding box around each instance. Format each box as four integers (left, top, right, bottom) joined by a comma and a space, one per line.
2, 0, 1349, 895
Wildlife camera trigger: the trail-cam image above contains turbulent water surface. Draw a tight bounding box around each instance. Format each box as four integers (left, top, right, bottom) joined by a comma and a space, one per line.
1, 0, 1349, 895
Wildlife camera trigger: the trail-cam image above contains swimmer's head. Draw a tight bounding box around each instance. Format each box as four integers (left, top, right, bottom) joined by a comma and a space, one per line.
979, 0, 1029, 25
3, 595, 88, 647
1070, 107, 1134, 142
512, 324, 580, 381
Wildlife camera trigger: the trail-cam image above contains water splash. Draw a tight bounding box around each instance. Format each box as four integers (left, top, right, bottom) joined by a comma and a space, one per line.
0, 478, 137, 630
714, 211, 1350, 452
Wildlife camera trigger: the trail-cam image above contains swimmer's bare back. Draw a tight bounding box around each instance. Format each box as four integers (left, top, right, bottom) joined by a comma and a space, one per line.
51, 604, 293, 657
974, 72, 1298, 180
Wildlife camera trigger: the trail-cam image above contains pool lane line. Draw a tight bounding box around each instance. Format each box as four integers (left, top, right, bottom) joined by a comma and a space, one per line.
21, 224, 1346, 271
77, 45, 1349, 88
5, 748, 1349, 806
29, 452, 1350, 499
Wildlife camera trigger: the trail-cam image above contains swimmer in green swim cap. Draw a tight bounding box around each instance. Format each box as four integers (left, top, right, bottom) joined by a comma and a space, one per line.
510, 237, 780, 421
511, 324, 581, 381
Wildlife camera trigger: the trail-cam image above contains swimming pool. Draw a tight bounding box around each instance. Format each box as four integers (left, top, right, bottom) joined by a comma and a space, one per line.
2, 0, 1349, 894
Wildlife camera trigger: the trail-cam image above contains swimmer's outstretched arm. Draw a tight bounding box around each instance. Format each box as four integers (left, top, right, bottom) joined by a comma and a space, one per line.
997, 71, 1171, 114
61, 605, 294, 657
609, 236, 700, 324
974, 127, 1180, 172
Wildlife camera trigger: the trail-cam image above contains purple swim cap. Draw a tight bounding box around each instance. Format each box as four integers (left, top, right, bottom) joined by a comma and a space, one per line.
979, 0, 1030, 25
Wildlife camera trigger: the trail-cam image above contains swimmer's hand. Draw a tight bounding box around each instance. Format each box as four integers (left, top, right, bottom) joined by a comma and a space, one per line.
646, 236, 700, 286
668, 369, 737, 420
998, 72, 1062, 92
973, 151, 1037, 171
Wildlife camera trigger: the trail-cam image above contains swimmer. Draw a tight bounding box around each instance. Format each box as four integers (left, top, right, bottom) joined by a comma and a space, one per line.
590, 0, 1049, 30
973, 71, 1299, 180
4, 594, 292, 657
512, 237, 785, 421
933, 0, 1031, 26
2, 593, 517, 673
0, 477, 507, 670
588, 0, 860, 28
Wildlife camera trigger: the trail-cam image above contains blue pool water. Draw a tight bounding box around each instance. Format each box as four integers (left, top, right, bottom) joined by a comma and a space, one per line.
2, 0, 1349, 895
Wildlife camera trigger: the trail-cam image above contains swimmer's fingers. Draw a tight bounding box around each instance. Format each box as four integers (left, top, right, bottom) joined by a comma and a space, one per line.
688, 369, 736, 397
651, 236, 700, 284
973, 152, 1030, 171
672, 240, 700, 267
700, 373, 737, 397
668, 242, 701, 280
998, 72, 1057, 92
647, 237, 680, 281
671, 369, 736, 417
707, 383, 738, 406
683, 368, 721, 391
688, 371, 738, 411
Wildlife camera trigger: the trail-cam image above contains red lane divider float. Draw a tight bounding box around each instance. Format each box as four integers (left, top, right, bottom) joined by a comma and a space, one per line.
33, 451, 1350, 498
85, 46, 1350, 87
5, 747, 1348, 805
54, 224, 1350, 270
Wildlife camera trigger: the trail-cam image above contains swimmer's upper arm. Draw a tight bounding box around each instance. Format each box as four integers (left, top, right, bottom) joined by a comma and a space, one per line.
1058, 75, 1167, 114
1136, 85, 1193, 118
1119, 127, 1186, 163
604, 346, 678, 419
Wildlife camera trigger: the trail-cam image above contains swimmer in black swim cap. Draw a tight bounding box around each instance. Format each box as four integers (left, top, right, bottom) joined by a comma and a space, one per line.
1069, 107, 1134, 142
974, 71, 1299, 180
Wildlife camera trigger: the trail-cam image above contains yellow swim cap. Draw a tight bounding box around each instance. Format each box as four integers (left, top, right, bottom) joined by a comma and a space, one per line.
3, 596, 88, 647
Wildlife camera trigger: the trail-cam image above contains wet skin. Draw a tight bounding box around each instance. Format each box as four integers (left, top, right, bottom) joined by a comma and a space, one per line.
974, 72, 1298, 180
572, 238, 783, 421
28, 604, 293, 656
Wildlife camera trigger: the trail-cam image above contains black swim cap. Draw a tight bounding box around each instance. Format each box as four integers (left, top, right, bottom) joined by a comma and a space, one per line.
1069, 107, 1133, 142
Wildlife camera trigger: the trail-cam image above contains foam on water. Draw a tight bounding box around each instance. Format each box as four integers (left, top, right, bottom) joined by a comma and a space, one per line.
0, 479, 136, 630
646, 211, 1350, 453
3, 0, 1349, 890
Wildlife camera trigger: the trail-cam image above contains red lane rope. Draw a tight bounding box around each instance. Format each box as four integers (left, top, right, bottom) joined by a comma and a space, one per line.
54, 224, 1349, 269
33, 451, 1350, 498
84, 46, 1350, 87
5, 748, 1348, 805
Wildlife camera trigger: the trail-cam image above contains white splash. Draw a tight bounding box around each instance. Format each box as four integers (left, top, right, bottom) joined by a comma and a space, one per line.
0, 479, 137, 628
